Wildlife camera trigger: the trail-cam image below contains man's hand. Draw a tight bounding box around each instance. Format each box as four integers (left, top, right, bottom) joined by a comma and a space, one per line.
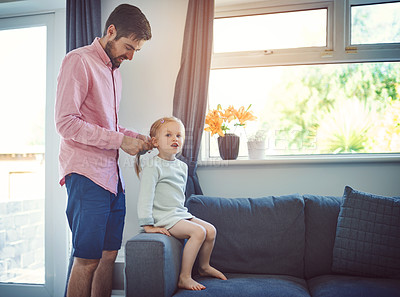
136, 134, 152, 144
143, 225, 171, 236
120, 135, 152, 156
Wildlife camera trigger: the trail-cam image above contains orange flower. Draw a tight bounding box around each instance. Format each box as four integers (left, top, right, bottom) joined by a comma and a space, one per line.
220, 105, 236, 123
204, 110, 225, 136
234, 105, 257, 126
204, 104, 257, 137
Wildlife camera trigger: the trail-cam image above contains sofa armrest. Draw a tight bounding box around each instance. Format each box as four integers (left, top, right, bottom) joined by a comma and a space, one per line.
125, 233, 183, 297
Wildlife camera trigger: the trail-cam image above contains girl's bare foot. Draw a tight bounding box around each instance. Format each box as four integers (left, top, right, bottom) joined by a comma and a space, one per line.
198, 265, 227, 280
178, 276, 206, 291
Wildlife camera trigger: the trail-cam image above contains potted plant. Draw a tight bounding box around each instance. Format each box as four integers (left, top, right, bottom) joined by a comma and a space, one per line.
247, 130, 267, 159
204, 104, 257, 160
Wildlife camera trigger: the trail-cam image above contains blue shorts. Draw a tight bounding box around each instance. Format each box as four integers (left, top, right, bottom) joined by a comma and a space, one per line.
65, 173, 126, 259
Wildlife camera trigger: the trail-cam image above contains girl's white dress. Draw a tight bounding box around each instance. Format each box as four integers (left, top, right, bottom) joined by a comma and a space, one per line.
137, 156, 193, 230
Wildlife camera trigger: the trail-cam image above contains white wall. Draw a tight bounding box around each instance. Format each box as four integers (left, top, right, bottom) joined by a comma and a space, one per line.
198, 161, 400, 198
101, 0, 189, 245
101, 0, 400, 248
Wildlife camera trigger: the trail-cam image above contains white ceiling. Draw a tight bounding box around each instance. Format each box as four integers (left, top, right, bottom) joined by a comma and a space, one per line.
0, 0, 65, 18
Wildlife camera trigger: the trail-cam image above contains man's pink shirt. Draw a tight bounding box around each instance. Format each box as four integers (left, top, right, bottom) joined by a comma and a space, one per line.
55, 38, 138, 195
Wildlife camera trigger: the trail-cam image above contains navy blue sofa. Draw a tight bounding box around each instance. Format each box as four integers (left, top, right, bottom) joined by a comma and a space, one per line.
125, 191, 400, 297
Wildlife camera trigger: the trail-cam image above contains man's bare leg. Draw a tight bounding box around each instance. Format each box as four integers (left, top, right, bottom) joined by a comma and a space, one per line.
190, 218, 227, 280
66, 257, 99, 297
91, 250, 118, 297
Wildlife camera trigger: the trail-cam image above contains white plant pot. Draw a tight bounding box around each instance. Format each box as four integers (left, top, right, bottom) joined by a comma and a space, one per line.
247, 140, 266, 159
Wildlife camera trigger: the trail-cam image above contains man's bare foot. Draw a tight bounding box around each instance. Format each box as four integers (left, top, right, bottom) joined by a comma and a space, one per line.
178, 276, 206, 291
198, 265, 227, 280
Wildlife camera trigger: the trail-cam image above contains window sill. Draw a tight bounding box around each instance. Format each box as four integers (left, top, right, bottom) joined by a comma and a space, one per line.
198, 153, 400, 167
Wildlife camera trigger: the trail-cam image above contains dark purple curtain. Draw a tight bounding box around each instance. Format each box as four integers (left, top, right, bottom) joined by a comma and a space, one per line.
172, 0, 214, 199
66, 0, 101, 52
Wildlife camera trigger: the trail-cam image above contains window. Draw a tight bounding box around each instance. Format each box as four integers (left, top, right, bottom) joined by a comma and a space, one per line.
0, 25, 46, 284
214, 8, 327, 53
351, 2, 400, 45
0, 12, 68, 297
204, 0, 400, 159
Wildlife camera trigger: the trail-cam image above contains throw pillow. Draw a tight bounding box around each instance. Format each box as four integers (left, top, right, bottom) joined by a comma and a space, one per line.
332, 186, 400, 278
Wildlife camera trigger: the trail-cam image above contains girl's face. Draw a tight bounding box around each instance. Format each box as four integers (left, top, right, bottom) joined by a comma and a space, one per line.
153, 121, 185, 161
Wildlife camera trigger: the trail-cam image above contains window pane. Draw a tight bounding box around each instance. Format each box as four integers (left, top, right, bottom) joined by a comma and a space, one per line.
0, 26, 46, 284
213, 9, 327, 53
351, 2, 400, 45
207, 62, 400, 158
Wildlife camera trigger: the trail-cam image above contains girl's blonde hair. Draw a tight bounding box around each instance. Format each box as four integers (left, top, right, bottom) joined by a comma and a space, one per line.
135, 116, 185, 177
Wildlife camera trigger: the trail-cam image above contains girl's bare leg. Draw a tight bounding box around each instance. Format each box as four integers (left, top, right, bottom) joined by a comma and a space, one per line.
190, 218, 227, 281
168, 220, 207, 290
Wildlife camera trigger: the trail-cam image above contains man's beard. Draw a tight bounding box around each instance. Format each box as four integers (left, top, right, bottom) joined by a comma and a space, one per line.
104, 40, 125, 69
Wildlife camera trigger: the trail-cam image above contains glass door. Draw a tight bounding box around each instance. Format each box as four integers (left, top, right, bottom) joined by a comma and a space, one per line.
0, 22, 46, 286
0, 12, 68, 297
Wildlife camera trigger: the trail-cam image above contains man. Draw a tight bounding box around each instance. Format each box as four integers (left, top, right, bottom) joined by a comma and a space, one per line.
55, 4, 152, 297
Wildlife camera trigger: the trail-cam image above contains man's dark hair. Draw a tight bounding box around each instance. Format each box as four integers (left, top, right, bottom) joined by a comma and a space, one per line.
103, 4, 152, 41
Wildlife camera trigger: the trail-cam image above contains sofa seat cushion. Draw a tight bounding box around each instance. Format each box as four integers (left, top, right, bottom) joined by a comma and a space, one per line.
187, 194, 305, 278
173, 273, 310, 297
308, 274, 400, 297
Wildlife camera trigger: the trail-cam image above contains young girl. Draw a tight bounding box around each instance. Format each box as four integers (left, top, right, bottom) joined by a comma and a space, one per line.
135, 116, 227, 291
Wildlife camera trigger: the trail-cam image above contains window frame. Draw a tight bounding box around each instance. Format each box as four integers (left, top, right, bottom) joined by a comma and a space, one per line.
0, 12, 68, 297
202, 0, 400, 162
346, 0, 400, 50
213, 5, 331, 54
211, 0, 400, 69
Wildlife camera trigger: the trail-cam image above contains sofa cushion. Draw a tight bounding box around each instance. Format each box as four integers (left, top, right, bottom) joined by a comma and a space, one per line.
303, 195, 342, 279
187, 194, 305, 278
308, 274, 400, 297
332, 186, 400, 278
173, 273, 310, 297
